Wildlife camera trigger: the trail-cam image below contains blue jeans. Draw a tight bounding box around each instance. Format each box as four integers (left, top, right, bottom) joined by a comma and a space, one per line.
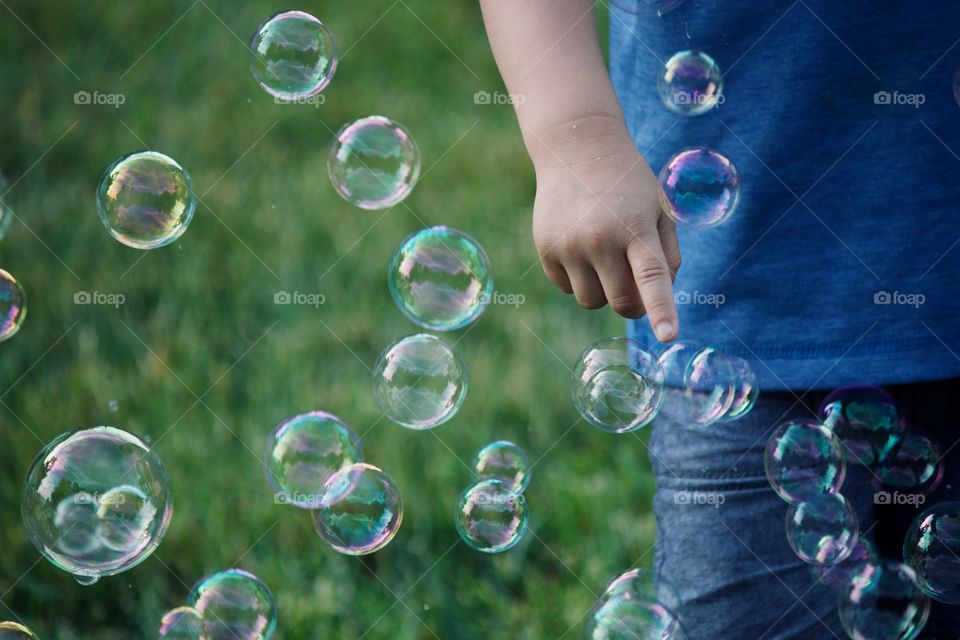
650, 379, 960, 639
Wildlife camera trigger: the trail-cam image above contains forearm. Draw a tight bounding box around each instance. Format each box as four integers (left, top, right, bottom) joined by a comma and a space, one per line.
478, 0, 633, 169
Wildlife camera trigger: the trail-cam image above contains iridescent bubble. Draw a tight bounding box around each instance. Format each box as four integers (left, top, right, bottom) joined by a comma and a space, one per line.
878, 430, 943, 493
811, 537, 877, 592
764, 419, 846, 503
714, 356, 758, 422
262, 411, 363, 509
584, 594, 678, 640
249, 10, 337, 100
189, 569, 277, 640
609, 0, 684, 16
473, 440, 530, 493
0, 269, 26, 342
602, 568, 680, 613
328, 116, 420, 210
571, 337, 664, 433
839, 562, 930, 640
818, 385, 904, 467
0, 173, 15, 241
388, 226, 493, 331
682, 347, 736, 425
658, 147, 741, 227
456, 479, 528, 553
21, 426, 172, 581
785, 493, 858, 566
657, 50, 723, 116
372, 333, 468, 429
96, 151, 196, 249
159, 606, 203, 639
656, 342, 739, 427
312, 463, 403, 555
903, 502, 960, 604
0, 622, 38, 640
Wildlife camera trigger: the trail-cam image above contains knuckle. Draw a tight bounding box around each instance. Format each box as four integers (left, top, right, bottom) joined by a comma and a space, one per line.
575, 292, 607, 310
609, 294, 644, 317
668, 253, 682, 274
633, 262, 670, 286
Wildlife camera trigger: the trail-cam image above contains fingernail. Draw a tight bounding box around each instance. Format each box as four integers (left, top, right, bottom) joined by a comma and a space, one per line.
655, 321, 675, 342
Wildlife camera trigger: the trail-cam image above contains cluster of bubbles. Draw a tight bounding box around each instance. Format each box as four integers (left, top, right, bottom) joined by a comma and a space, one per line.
584, 569, 682, 640
0, 622, 39, 639
0, 269, 26, 342
263, 411, 403, 556
657, 50, 723, 117
159, 568, 278, 639
763, 385, 958, 639
249, 11, 337, 100
0, 172, 14, 240
20, 426, 173, 585
455, 441, 530, 553
658, 147, 741, 227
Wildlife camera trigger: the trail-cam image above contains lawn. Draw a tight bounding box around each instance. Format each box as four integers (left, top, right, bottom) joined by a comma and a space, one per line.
0, 2, 657, 637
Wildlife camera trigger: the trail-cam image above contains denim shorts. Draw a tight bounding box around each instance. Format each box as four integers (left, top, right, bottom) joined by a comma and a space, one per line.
649, 378, 960, 639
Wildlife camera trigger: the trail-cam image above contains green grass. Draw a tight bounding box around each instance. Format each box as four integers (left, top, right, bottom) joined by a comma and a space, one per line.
0, 2, 655, 637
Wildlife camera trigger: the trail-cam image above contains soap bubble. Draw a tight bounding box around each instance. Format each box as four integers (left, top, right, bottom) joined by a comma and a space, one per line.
657, 50, 723, 116
0, 173, 15, 241
818, 385, 904, 467
602, 568, 681, 613
0, 269, 26, 342
572, 337, 664, 433
312, 463, 403, 555
811, 537, 877, 592
455, 479, 528, 553
682, 347, 736, 424
764, 419, 846, 503
584, 595, 678, 640
159, 606, 203, 639
839, 562, 930, 640
785, 493, 858, 566
263, 411, 363, 509
21, 426, 172, 581
656, 342, 739, 427
878, 430, 943, 493
658, 147, 741, 227
0, 622, 38, 640
96, 151, 196, 249
714, 356, 758, 422
189, 568, 277, 640
473, 440, 530, 493
609, 0, 684, 16
328, 116, 420, 210
249, 10, 337, 100
388, 226, 493, 331
373, 333, 468, 429
903, 502, 960, 604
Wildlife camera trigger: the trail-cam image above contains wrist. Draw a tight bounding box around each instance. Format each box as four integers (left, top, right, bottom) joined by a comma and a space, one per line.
524, 114, 638, 173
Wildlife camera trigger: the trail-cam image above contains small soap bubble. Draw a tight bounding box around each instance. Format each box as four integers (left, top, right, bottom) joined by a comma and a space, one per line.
159, 606, 203, 639
263, 411, 363, 509
372, 333, 468, 430
839, 562, 931, 640
0, 173, 15, 241
656, 342, 739, 427
657, 50, 723, 116
903, 502, 960, 604
0, 622, 39, 640
328, 116, 420, 210
189, 569, 277, 640
473, 440, 530, 493
0, 269, 26, 342
249, 10, 337, 100
764, 419, 846, 503
21, 426, 172, 581
108, 399, 119, 412
658, 147, 740, 227
96, 151, 196, 250
600, 568, 682, 622
312, 463, 403, 555
74, 574, 99, 586
878, 430, 943, 493
571, 337, 664, 433
388, 226, 493, 331
785, 493, 858, 566
682, 347, 736, 424
584, 595, 678, 640
456, 479, 528, 553
714, 356, 758, 422
811, 537, 877, 593
609, 0, 684, 16
818, 385, 904, 467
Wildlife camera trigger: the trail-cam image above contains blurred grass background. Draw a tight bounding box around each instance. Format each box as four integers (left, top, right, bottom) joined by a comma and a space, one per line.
0, 1, 658, 637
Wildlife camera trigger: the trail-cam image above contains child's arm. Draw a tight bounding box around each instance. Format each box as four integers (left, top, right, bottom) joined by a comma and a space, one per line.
479, 0, 680, 341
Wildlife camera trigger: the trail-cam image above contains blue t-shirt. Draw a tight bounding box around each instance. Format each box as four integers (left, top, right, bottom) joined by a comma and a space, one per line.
612, 1, 960, 391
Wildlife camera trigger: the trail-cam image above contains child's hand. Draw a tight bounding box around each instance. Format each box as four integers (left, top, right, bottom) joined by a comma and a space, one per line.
530, 117, 680, 341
